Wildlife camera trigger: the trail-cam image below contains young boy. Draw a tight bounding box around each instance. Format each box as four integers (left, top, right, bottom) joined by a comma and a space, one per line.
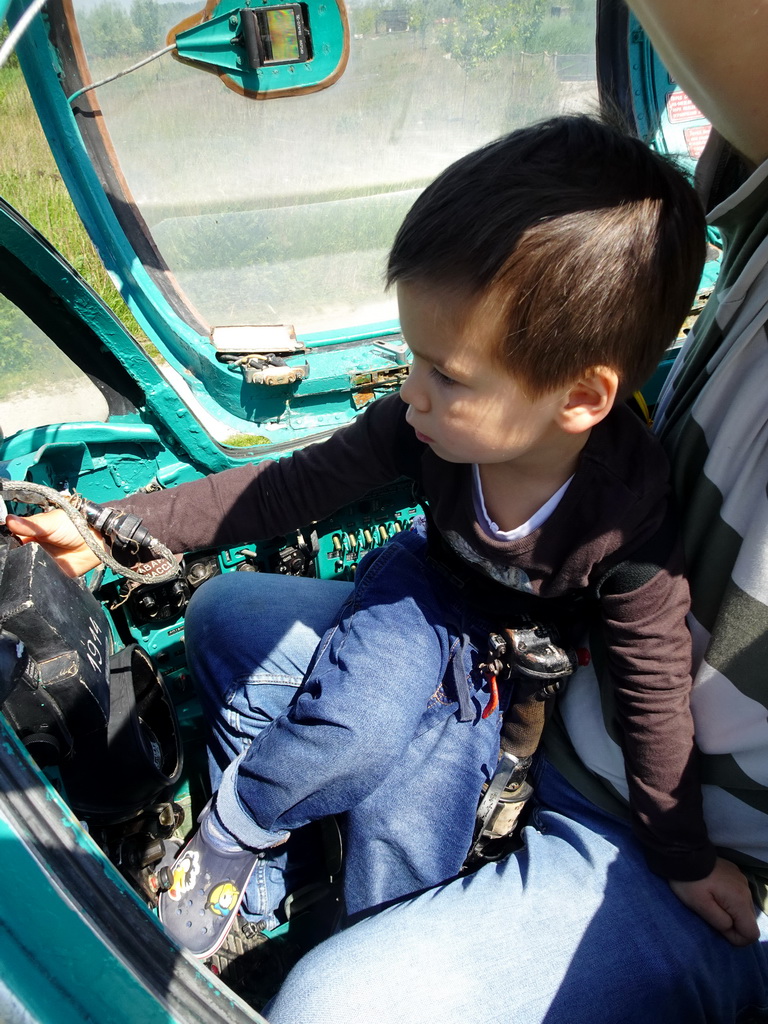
10, 115, 755, 954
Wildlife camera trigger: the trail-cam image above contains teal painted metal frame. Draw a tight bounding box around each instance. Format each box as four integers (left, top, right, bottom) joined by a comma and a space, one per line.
6, 0, 215, 375
7, 0, 401, 434
0, 197, 241, 472
0, 707, 263, 1024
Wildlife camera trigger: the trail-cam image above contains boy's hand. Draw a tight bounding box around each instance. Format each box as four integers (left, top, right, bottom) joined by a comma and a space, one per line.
5, 510, 102, 577
669, 858, 760, 946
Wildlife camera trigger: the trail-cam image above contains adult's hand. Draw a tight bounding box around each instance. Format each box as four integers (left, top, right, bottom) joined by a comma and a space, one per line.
5, 510, 102, 577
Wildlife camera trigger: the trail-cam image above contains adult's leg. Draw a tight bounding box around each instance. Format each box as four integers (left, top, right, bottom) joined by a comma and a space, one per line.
183, 571, 352, 922
267, 757, 768, 1024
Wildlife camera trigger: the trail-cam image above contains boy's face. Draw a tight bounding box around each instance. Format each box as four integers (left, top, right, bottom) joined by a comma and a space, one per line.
397, 281, 568, 467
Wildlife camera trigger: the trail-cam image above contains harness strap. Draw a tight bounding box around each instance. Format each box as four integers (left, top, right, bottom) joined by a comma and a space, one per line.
423, 508, 590, 630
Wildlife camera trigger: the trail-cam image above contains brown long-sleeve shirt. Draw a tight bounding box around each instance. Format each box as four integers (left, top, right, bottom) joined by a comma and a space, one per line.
118, 392, 716, 880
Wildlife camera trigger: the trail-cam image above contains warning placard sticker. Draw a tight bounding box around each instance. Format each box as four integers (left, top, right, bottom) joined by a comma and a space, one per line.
666, 90, 705, 124
683, 124, 712, 159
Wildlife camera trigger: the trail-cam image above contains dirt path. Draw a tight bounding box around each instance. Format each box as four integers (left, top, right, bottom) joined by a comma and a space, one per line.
0, 379, 109, 439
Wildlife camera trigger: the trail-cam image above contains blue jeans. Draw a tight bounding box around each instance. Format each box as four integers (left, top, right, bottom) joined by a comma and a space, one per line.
189, 567, 768, 1023
185, 532, 505, 922
267, 754, 768, 1024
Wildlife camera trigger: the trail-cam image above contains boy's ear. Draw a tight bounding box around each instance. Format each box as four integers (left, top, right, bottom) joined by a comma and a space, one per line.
557, 366, 619, 434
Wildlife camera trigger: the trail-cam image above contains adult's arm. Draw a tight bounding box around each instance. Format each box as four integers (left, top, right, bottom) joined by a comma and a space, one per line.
627, 0, 768, 166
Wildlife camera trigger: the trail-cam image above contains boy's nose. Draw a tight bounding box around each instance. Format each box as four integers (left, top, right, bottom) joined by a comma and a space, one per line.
400, 365, 429, 412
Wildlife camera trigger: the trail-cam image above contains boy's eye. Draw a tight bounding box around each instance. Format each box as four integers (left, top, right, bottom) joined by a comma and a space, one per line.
429, 366, 457, 388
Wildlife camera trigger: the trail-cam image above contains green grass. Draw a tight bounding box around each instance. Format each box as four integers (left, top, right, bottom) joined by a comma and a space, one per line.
0, 61, 145, 338
224, 432, 272, 447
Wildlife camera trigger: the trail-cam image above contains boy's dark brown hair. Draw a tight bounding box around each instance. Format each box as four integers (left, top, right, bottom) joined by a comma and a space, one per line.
387, 114, 707, 397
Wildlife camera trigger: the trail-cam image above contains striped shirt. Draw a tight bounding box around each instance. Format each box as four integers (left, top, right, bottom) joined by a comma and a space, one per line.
548, 158, 768, 905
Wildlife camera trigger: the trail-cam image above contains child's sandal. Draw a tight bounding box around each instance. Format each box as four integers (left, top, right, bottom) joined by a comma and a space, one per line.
158, 806, 259, 958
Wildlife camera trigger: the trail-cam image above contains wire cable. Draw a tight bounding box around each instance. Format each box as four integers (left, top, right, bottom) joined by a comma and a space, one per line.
67, 43, 176, 104
0, 0, 48, 69
0, 480, 180, 584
